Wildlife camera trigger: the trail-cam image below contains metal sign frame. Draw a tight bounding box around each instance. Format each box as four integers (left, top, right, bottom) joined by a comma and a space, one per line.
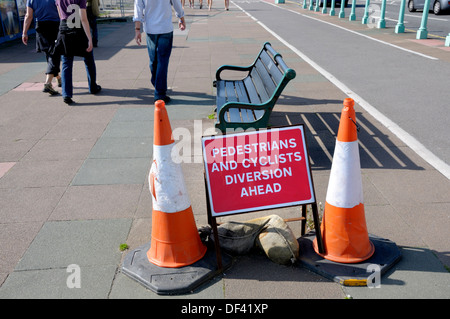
201, 125, 324, 270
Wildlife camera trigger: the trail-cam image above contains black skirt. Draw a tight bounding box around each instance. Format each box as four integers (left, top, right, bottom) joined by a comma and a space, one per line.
52, 20, 89, 57
35, 21, 60, 53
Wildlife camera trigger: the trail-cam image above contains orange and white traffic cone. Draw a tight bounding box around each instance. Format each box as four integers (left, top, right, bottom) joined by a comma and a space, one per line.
147, 100, 207, 268
313, 98, 375, 263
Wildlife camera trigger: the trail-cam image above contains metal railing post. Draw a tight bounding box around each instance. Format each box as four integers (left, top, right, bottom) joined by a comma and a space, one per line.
395, 0, 406, 33
362, 0, 370, 24
322, 0, 328, 13
378, 0, 386, 28
416, 0, 430, 39
339, 0, 346, 18
349, 0, 356, 20
330, 0, 336, 15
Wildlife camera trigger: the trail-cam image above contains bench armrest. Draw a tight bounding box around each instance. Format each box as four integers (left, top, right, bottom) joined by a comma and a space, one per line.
215, 64, 253, 81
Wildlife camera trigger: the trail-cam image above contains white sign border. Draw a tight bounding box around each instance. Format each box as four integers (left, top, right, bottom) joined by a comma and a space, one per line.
202, 125, 316, 217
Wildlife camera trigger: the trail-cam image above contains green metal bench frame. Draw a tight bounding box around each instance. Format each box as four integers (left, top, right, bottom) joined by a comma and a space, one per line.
214, 42, 296, 133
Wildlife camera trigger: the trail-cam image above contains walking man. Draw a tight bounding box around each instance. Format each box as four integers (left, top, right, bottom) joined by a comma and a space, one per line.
133, 0, 185, 104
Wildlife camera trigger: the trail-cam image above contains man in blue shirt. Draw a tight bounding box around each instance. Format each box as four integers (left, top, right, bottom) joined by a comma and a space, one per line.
22, 0, 61, 95
133, 0, 185, 104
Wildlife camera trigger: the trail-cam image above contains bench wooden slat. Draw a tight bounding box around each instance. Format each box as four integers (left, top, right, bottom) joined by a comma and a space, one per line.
228, 108, 242, 123
240, 109, 255, 123
249, 68, 270, 102
259, 50, 283, 85
225, 81, 237, 101
235, 82, 256, 123
253, 109, 265, 121
243, 77, 262, 104
235, 81, 250, 103
254, 59, 276, 97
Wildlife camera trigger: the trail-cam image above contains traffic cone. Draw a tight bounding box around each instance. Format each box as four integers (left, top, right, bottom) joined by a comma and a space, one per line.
313, 98, 375, 263
147, 100, 207, 268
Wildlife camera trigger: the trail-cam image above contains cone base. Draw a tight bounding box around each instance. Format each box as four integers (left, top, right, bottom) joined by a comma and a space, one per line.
313, 238, 375, 264
122, 241, 233, 295
298, 231, 401, 286
147, 207, 207, 268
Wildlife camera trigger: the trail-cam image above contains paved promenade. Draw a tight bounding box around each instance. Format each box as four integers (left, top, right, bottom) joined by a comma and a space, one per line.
0, 1, 449, 301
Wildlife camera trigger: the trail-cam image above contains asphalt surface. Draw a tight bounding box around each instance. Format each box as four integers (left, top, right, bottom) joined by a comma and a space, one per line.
0, 0, 449, 304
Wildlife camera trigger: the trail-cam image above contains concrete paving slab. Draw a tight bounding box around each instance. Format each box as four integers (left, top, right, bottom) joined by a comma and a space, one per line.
22, 138, 97, 161
15, 219, 131, 271
0, 160, 83, 188
343, 246, 450, 299
110, 270, 225, 299
44, 120, 109, 140
0, 222, 43, 276
0, 139, 37, 162
0, 187, 66, 223
101, 120, 154, 138
0, 162, 16, 178
88, 137, 153, 159
112, 108, 154, 122
223, 252, 346, 299
0, 265, 118, 299
71, 158, 149, 185
49, 184, 143, 220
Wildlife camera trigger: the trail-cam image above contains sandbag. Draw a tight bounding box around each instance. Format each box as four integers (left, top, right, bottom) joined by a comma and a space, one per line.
213, 217, 271, 255
207, 215, 299, 265
256, 215, 299, 265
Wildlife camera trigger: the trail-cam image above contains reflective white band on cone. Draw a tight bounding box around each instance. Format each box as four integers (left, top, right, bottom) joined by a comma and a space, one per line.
326, 140, 363, 208
149, 143, 191, 213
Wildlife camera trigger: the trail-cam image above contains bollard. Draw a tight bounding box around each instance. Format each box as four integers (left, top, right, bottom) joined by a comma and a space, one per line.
330, 0, 336, 15
322, 0, 328, 13
362, 0, 370, 24
446, 33, 450, 47
309, 0, 314, 10
315, 0, 320, 11
303, 0, 308, 9
349, 0, 356, 20
377, 0, 386, 28
339, 0, 346, 18
275, 0, 285, 3
416, 0, 430, 39
395, 0, 406, 33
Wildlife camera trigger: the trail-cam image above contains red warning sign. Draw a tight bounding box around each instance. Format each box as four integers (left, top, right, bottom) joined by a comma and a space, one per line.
202, 125, 315, 217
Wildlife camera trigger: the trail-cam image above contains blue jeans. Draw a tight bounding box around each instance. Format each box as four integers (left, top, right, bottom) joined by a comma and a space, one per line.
146, 32, 173, 100
61, 51, 97, 98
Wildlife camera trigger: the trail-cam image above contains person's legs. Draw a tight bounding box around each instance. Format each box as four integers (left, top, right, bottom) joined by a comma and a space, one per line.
146, 33, 157, 89
61, 55, 74, 101
43, 51, 59, 95
146, 32, 173, 102
83, 50, 101, 94
51, 52, 62, 87
154, 32, 173, 101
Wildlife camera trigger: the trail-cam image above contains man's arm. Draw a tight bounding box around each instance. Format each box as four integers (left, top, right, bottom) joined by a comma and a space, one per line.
134, 20, 142, 45
80, 8, 93, 52
133, 0, 144, 45
178, 16, 185, 31
171, 0, 185, 31
22, 6, 34, 45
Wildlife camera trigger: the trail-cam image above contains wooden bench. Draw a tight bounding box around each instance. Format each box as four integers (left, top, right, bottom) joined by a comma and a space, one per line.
213, 42, 296, 133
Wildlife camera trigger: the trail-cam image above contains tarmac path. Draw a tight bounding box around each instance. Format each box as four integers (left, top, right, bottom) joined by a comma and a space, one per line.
233, 0, 450, 179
